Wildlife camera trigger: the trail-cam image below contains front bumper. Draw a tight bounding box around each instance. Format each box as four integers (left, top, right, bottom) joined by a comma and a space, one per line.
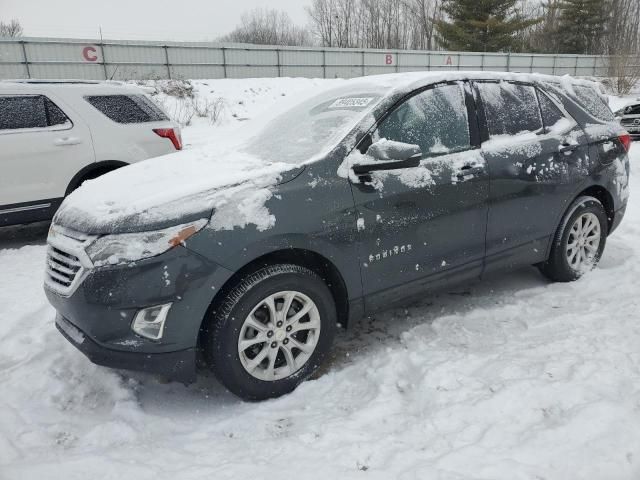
56, 313, 197, 383
45, 244, 234, 383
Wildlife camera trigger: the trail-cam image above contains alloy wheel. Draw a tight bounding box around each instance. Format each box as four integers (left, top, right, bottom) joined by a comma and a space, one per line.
237, 290, 321, 381
565, 212, 601, 271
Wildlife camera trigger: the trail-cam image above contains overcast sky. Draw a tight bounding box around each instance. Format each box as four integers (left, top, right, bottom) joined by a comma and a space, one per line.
0, 0, 311, 41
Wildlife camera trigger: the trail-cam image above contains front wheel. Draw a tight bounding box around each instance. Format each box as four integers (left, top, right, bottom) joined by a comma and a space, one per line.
203, 264, 337, 400
539, 196, 608, 282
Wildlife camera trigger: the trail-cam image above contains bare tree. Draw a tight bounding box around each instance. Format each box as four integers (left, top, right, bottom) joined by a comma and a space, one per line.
0, 19, 23, 38
220, 8, 311, 46
607, 53, 640, 95
604, 0, 640, 94
605, 0, 640, 55
307, 0, 442, 49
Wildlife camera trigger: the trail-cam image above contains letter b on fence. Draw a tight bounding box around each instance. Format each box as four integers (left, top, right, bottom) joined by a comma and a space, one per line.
385, 54, 394, 65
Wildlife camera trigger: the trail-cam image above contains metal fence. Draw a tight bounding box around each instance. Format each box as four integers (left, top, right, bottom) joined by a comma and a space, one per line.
0, 37, 612, 81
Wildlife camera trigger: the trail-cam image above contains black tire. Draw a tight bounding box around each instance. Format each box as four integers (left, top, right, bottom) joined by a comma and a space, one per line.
538, 196, 608, 282
66, 167, 121, 195
203, 264, 337, 401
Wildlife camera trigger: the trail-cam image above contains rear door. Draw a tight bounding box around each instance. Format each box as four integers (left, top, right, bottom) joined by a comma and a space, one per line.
474, 81, 588, 269
350, 81, 489, 310
0, 93, 94, 207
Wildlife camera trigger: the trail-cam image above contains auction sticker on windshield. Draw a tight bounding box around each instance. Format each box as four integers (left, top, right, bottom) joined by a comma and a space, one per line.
328, 97, 374, 109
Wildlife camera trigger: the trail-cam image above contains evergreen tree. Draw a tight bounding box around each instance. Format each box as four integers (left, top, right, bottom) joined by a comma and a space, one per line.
436, 0, 540, 52
556, 0, 607, 54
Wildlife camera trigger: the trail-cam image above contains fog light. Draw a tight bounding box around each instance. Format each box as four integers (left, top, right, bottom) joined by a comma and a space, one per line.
132, 303, 172, 340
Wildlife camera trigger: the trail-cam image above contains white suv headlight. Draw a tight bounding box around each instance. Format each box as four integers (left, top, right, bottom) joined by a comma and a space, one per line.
86, 219, 207, 267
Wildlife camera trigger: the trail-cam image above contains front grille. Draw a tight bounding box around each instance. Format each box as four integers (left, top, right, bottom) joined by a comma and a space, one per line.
44, 225, 95, 296
46, 247, 82, 289
621, 117, 640, 126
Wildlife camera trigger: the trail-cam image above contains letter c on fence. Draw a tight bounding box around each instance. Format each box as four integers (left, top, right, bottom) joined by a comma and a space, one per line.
82, 46, 98, 62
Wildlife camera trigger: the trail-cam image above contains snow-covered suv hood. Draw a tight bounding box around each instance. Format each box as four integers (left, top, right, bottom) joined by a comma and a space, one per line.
54, 143, 300, 234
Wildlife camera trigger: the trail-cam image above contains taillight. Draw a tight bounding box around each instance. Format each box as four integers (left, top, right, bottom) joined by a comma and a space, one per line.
619, 133, 631, 153
153, 128, 182, 150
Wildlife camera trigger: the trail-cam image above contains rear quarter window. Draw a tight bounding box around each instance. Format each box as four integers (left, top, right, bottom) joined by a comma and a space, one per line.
46, 98, 71, 126
573, 85, 615, 122
85, 94, 169, 124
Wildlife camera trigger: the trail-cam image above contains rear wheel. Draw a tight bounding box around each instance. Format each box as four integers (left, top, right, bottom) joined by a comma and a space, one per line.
66, 166, 124, 195
203, 264, 337, 400
539, 196, 608, 282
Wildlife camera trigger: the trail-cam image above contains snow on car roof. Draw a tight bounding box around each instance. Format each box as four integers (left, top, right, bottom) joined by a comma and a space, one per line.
334, 70, 602, 96
0, 79, 143, 94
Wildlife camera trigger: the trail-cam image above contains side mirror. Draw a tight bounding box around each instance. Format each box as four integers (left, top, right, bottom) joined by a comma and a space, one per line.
352, 139, 422, 175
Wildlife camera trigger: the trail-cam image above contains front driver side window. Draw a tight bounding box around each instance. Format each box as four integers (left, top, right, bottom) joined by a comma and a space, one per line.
376, 83, 471, 155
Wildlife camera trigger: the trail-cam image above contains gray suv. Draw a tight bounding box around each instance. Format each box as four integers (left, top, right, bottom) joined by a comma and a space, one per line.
45, 72, 630, 400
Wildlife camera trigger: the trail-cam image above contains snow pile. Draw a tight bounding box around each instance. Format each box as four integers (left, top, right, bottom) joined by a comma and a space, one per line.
139, 78, 344, 129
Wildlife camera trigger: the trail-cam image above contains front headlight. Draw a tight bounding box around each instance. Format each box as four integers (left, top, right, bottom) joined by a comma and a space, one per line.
86, 219, 207, 267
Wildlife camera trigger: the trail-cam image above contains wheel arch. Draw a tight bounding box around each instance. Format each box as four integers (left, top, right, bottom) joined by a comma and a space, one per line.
576, 185, 615, 233
65, 160, 129, 195
198, 248, 351, 347
543, 184, 615, 261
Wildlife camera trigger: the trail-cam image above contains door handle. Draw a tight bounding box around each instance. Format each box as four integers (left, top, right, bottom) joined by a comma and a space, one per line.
456, 164, 484, 178
54, 137, 82, 146
558, 143, 578, 154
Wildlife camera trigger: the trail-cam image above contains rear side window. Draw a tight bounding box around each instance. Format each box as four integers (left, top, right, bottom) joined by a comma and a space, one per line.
0, 95, 47, 130
85, 94, 168, 123
0, 95, 70, 130
538, 90, 568, 130
477, 82, 543, 136
376, 83, 471, 155
573, 86, 615, 121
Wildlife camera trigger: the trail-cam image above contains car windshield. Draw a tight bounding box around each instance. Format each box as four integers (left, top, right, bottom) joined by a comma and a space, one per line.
244, 84, 388, 164
624, 104, 640, 116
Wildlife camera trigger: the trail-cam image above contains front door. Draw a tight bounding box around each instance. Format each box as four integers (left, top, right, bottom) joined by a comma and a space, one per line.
349, 82, 490, 311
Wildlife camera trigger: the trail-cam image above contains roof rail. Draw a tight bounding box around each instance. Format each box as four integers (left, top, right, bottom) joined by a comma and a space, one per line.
0, 79, 125, 85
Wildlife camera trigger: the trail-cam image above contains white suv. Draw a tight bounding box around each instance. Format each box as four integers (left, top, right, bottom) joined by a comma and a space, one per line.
0, 80, 180, 227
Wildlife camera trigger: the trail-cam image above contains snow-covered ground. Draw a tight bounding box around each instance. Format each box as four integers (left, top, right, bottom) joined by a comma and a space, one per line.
1, 78, 640, 480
